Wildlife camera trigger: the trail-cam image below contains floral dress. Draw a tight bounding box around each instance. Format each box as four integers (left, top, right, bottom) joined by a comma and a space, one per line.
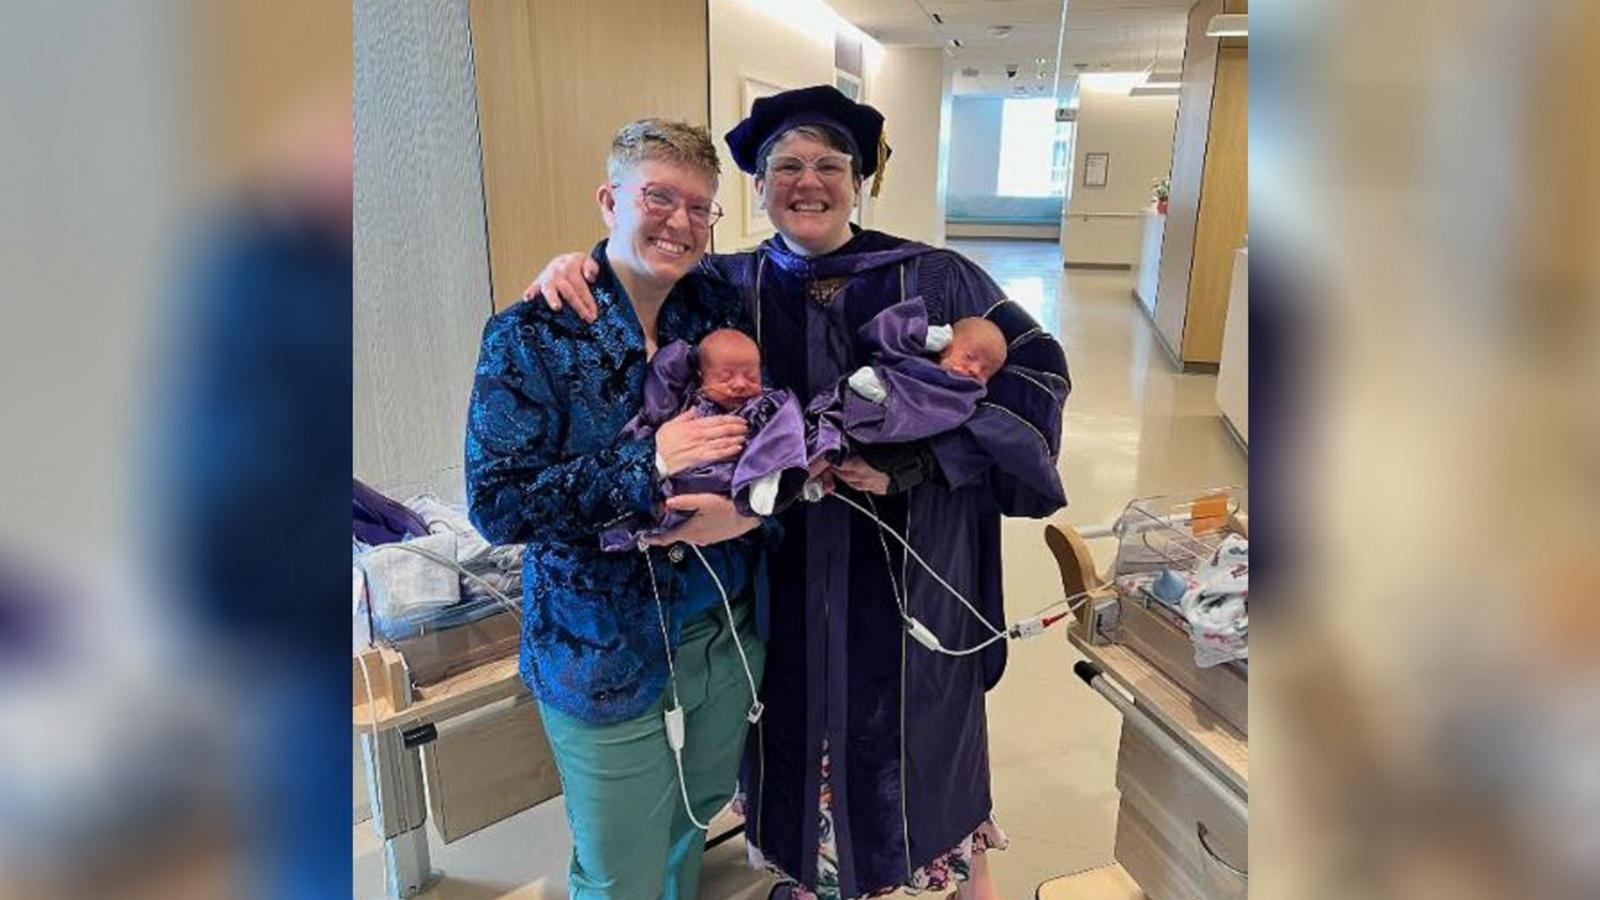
734, 740, 1009, 899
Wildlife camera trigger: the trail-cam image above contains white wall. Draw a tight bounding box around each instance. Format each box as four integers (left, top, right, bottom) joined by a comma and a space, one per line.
708, 0, 840, 249
708, 0, 945, 250
1061, 77, 1177, 266
862, 46, 946, 247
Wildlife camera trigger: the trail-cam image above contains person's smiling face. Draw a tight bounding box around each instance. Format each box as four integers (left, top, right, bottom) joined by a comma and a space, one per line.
755, 130, 861, 256
600, 158, 718, 288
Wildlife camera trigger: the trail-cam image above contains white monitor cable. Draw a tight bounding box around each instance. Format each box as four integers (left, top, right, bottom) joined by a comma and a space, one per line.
806, 482, 1112, 655
640, 546, 710, 831
686, 544, 764, 725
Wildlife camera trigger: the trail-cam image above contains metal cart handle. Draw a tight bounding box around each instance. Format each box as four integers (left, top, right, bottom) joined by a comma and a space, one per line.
1073, 660, 1248, 824
1197, 821, 1248, 879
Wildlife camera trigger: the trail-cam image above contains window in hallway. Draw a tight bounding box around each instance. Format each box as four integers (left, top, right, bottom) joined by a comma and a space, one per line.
997, 97, 1071, 198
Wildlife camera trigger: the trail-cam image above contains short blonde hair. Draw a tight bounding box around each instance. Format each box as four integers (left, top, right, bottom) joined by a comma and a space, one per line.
607, 119, 721, 183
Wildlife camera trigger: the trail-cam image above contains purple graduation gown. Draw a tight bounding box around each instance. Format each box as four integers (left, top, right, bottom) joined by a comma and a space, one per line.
806, 296, 986, 465
702, 229, 1070, 896
598, 340, 809, 551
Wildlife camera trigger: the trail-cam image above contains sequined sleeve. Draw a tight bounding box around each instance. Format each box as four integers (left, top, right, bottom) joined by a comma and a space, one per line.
464, 311, 656, 545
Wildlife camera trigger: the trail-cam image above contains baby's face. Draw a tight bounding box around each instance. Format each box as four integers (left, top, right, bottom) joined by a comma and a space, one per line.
699, 340, 763, 411
939, 331, 1007, 384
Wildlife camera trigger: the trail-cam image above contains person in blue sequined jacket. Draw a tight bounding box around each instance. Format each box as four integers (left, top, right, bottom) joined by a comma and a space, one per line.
464, 120, 774, 900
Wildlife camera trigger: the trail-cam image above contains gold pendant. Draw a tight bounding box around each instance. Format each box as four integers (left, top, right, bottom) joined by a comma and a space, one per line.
809, 277, 847, 307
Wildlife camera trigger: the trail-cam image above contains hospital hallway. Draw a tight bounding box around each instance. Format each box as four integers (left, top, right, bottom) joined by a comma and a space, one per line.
353, 237, 1249, 898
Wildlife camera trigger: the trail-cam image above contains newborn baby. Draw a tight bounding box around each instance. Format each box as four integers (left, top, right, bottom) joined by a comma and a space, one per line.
846, 314, 1007, 404
807, 299, 1008, 465
600, 329, 809, 552
697, 327, 765, 410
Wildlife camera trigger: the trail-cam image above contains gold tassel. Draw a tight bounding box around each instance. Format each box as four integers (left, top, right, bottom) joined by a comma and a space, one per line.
870, 130, 890, 198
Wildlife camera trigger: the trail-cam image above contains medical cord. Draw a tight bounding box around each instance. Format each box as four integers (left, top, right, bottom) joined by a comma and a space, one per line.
361, 537, 756, 832
642, 545, 710, 832
810, 483, 1115, 655
687, 544, 765, 724
827, 490, 1007, 639
357, 540, 524, 625
639, 540, 768, 832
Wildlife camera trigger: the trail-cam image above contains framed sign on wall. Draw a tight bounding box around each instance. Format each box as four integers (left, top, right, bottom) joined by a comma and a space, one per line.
1083, 151, 1110, 188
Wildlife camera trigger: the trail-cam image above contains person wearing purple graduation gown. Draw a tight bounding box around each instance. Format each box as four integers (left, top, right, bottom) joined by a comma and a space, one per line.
599, 339, 810, 551
805, 297, 989, 467
705, 227, 1068, 899
522, 86, 1069, 899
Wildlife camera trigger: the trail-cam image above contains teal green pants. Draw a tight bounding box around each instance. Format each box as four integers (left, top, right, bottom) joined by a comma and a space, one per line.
538, 601, 765, 900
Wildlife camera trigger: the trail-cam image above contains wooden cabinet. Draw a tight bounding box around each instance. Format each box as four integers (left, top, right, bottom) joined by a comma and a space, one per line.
1115, 724, 1247, 899
468, 0, 711, 310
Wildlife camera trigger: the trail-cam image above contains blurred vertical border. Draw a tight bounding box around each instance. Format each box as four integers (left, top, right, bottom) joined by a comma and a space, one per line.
1252, 0, 1600, 898
4, 1, 1599, 898
1, 1, 353, 897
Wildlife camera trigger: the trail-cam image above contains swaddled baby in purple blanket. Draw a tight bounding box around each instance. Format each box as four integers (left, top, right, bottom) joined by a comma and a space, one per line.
600, 329, 809, 552
807, 298, 1009, 465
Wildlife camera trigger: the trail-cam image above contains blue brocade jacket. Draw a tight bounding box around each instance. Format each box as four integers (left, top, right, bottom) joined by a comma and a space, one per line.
465, 241, 768, 725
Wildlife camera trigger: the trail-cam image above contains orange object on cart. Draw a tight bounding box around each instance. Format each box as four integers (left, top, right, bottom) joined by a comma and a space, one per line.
1190, 493, 1230, 535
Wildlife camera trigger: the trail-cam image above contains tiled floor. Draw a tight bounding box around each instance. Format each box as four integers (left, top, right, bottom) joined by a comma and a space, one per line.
354, 238, 1247, 898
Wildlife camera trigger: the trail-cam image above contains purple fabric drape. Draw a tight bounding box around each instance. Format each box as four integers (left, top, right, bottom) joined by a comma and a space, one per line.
805, 297, 986, 464
353, 478, 428, 545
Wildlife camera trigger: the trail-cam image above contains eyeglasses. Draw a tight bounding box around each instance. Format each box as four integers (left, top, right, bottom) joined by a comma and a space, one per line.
613, 182, 723, 228
764, 154, 854, 184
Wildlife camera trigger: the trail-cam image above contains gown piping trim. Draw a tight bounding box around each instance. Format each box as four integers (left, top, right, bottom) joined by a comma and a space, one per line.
1007, 325, 1043, 350
976, 401, 1051, 453
1007, 367, 1061, 400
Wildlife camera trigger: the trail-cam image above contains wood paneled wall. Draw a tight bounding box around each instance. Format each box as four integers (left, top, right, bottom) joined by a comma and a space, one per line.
1183, 45, 1248, 362
1153, 0, 1249, 367
469, 0, 711, 310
